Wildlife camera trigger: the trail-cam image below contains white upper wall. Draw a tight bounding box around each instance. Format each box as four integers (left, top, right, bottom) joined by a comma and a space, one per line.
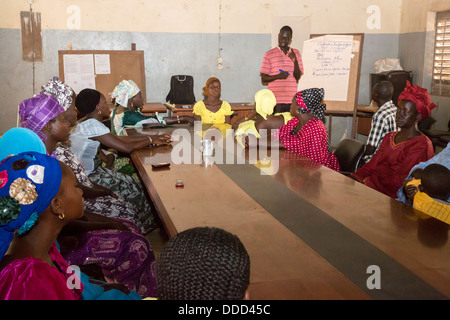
400, 0, 450, 33
1, 0, 403, 34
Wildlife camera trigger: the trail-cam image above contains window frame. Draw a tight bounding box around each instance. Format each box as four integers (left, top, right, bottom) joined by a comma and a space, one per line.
432, 10, 450, 97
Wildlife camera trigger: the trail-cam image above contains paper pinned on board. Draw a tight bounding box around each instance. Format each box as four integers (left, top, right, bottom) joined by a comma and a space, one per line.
94, 54, 111, 74
63, 54, 96, 93
298, 35, 353, 101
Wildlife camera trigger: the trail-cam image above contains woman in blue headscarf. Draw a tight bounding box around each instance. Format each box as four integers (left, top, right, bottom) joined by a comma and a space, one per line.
0, 152, 141, 300
14, 90, 158, 297
0, 127, 46, 161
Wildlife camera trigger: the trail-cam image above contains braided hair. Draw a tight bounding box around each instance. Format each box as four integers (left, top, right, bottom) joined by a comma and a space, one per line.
156, 227, 250, 300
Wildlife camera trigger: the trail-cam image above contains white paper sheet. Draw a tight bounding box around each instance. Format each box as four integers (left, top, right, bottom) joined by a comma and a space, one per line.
298, 35, 353, 101
94, 54, 111, 74
63, 54, 96, 93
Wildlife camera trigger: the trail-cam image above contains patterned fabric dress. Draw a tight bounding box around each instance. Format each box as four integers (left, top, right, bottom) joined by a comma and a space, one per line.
56, 144, 157, 233
69, 119, 157, 233
58, 218, 157, 298
55, 144, 157, 297
275, 117, 341, 171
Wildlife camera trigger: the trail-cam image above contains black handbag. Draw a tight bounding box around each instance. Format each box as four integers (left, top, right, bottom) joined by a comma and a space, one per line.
165, 75, 196, 104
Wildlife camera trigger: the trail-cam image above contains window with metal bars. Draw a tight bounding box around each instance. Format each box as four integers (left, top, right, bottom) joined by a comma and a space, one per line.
432, 10, 450, 96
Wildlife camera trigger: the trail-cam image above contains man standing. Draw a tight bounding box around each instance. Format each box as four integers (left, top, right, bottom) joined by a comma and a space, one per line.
260, 26, 303, 114
362, 81, 397, 163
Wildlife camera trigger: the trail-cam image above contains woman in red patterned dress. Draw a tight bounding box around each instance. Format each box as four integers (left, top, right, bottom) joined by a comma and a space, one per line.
274, 88, 340, 171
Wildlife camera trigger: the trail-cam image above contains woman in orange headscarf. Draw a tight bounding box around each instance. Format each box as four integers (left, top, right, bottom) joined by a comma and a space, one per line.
351, 82, 436, 198
192, 77, 233, 124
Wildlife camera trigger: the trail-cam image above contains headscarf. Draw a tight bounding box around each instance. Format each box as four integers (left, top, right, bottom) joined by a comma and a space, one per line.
398, 81, 436, 121
255, 89, 276, 120
0, 128, 46, 161
111, 80, 140, 108
75, 88, 101, 116
0, 152, 62, 258
19, 93, 65, 142
40, 76, 74, 111
295, 88, 326, 120
202, 77, 220, 96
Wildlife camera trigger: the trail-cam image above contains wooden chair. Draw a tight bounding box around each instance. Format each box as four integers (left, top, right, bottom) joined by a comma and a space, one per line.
334, 139, 365, 175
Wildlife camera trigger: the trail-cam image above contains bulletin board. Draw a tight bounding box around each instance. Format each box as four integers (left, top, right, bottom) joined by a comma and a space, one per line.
58, 50, 146, 102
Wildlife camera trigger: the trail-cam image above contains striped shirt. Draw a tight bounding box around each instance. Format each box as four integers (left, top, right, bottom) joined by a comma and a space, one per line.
260, 47, 304, 104
363, 100, 397, 163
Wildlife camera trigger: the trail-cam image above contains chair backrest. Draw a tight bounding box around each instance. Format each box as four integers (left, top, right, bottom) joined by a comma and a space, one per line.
334, 139, 365, 173
165, 75, 196, 104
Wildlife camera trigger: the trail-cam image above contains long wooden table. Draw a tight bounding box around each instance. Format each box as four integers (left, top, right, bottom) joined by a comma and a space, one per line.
128, 124, 449, 300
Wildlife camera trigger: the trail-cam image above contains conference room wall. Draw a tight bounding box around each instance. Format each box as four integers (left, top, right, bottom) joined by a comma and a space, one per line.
0, 0, 427, 145
0, 27, 400, 145
399, 0, 450, 133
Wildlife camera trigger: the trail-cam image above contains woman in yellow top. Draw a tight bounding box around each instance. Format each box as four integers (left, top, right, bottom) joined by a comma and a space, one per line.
193, 77, 233, 124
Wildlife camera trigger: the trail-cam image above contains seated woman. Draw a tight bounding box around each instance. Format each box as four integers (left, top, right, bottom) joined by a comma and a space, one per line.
71, 89, 171, 233
19, 93, 155, 232
15, 94, 158, 297
351, 82, 436, 198
34, 83, 160, 294
41, 76, 115, 169
273, 88, 340, 171
0, 152, 141, 300
234, 89, 292, 147
111, 79, 194, 135
111, 80, 165, 135
192, 77, 234, 124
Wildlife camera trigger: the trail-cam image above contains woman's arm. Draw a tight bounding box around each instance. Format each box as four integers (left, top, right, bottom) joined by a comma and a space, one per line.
92, 133, 172, 154
77, 184, 114, 199
60, 211, 129, 236
98, 149, 115, 169
164, 115, 195, 125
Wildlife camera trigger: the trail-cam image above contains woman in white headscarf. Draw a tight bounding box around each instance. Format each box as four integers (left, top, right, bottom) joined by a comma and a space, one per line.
110, 80, 166, 136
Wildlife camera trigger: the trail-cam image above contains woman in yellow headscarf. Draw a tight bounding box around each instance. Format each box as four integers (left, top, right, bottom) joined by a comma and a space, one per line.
235, 89, 292, 146
193, 77, 233, 124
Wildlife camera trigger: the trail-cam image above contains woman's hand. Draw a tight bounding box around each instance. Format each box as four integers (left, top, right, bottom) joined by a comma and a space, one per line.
150, 134, 173, 146
97, 185, 118, 199
104, 153, 115, 170
88, 279, 131, 294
